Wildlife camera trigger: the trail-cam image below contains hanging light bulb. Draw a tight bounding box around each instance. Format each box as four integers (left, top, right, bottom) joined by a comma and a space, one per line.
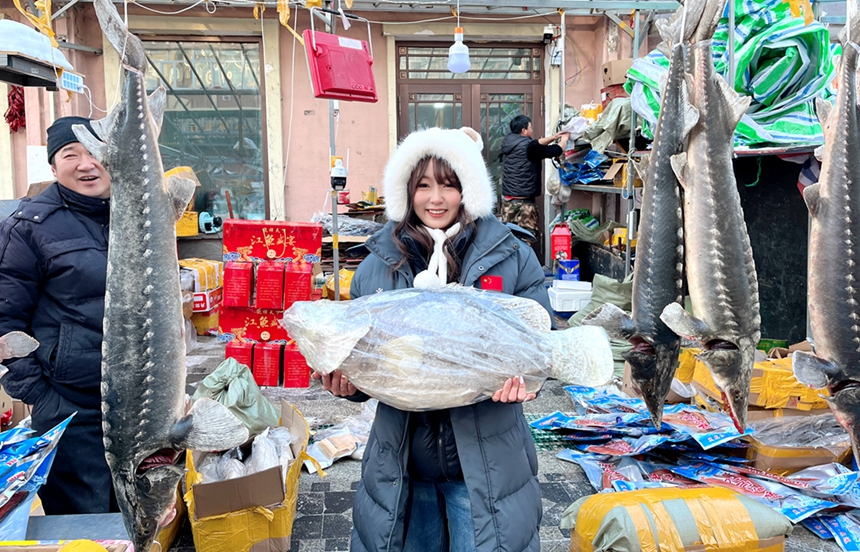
448, 27, 471, 74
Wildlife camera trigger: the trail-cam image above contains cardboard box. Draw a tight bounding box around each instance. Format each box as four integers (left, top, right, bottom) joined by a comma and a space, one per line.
222, 220, 323, 264
223, 261, 254, 308
256, 261, 285, 310
184, 399, 310, 552
283, 263, 313, 309
176, 211, 199, 237
692, 356, 828, 411
600, 83, 628, 109
692, 389, 830, 422
192, 287, 223, 313
179, 259, 223, 292
253, 343, 282, 387
191, 306, 220, 337
601, 58, 633, 87
283, 344, 311, 388
219, 307, 288, 343
744, 436, 852, 475
225, 341, 253, 370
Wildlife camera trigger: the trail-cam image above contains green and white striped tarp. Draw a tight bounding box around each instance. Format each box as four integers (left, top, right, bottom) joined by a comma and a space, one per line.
625, 0, 838, 147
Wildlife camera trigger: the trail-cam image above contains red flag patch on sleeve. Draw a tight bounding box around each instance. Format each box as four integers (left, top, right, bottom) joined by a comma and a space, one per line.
480, 275, 503, 291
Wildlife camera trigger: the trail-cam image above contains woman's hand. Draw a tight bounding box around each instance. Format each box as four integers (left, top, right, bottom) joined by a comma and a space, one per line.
313, 369, 356, 397
492, 376, 536, 403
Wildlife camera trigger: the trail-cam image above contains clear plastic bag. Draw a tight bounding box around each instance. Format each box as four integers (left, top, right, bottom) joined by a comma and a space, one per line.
750, 414, 850, 455
197, 454, 221, 484
244, 428, 281, 476
313, 399, 378, 460
217, 448, 246, 480
310, 211, 385, 237
281, 285, 613, 411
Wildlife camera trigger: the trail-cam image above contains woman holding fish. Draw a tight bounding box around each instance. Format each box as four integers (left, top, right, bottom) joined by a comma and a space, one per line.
315, 126, 550, 552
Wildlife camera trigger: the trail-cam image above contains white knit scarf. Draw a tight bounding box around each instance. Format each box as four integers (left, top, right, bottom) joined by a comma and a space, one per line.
412, 223, 461, 289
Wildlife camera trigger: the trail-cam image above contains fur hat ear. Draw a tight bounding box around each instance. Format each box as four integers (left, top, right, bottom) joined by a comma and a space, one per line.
459, 127, 483, 151
383, 127, 495, 223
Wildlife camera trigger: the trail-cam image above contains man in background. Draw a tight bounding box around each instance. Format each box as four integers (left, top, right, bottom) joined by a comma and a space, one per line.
500, 114, 568, 257
0, 116, 117, 514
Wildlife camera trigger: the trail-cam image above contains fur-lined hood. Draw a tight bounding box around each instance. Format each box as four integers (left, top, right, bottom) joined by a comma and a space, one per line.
383, 127, 495, 223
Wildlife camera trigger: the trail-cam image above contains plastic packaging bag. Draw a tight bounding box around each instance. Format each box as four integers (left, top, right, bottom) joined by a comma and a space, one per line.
313, 399, 377, 460
197, 454, 221, 484
310, 212, 385, 237
244, 428, 280, 476
281, 285, 613, 411
217, 448, 246, 481
750, 414, 850, 455
268, 426, 298, 468
192, 358, 280, 436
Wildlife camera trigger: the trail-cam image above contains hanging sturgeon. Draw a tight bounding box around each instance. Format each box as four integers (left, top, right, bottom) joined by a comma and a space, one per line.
792, 14, 860, 465
660, 1, 760, 433
74, 1, 248, 550
582, 4, 698, 428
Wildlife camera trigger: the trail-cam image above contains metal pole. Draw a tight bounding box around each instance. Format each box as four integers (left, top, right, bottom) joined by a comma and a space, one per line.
329, 11, 341, 301
624, 10, 639, 278
728, 0, 736, 88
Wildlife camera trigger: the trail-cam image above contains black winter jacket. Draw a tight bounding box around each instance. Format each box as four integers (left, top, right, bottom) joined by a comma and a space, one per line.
500, 133, 563, 198
348, 216, 550, 552
0, 183, 108, 409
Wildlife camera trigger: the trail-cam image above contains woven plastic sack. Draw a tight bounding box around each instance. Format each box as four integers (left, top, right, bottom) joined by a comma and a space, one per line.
562, 486, 792, 552
192, 357, 280, 436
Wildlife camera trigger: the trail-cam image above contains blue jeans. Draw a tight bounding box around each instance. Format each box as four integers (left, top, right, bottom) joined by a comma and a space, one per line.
403, 480, 476, 552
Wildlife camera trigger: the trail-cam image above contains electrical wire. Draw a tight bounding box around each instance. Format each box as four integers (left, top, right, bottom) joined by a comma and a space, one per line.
133, 0, 210, 15
281, 6, 299, 219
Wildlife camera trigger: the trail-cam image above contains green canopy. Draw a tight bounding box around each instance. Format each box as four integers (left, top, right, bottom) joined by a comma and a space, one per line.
625, 0, 838, 147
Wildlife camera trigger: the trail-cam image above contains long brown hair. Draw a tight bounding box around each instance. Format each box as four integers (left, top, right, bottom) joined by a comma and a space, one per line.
392, 156, 475, 281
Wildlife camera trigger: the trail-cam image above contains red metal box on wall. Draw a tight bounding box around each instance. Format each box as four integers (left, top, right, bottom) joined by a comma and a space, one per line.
302, 28, 378, 103
219, 307, 288, 343
222, 220, 323, 264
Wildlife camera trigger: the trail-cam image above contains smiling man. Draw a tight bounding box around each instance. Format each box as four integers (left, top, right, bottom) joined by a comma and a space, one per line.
0, 116, 118, 514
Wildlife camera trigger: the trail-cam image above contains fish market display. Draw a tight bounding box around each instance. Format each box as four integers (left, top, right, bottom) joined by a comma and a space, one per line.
660, 0, 760, 432
281, 285, 613, 411
78, 1, 249, 550
0, 332, 38, 376
792, 14, 860, 466
583, 1, 699, 428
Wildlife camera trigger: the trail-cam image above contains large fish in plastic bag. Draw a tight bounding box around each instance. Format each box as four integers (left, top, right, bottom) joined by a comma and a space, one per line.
281, 285, 614, 411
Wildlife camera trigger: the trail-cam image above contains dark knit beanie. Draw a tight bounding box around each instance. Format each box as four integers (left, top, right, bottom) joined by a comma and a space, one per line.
47, 116, 101, 164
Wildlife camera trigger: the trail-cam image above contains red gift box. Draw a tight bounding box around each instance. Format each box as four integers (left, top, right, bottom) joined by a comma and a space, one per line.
255, 262, 285, 310
252, 342, 281, 387
223, 220, 323, 264
224, 261, 254, 308
219, 307, 288, 343
225, 341, 253, 370
283, 344, 311, 388
284, 262, 313, 310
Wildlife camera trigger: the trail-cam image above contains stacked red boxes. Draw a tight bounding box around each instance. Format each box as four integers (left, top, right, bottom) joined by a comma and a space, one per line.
225, 341, 253, 370
283, 344, 311, 388
252, 342, 281, 387
220, 220, 323, 388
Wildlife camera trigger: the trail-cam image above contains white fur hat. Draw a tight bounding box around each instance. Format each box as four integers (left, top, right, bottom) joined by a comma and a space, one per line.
383, 127, 495, 223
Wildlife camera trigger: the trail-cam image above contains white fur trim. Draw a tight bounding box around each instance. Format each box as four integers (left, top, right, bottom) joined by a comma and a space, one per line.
383, 127, 495, 223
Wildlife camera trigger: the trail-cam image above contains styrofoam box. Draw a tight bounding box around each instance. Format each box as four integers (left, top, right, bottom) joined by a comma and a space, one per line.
548, 286, 593, 313
553, 280, 592, 291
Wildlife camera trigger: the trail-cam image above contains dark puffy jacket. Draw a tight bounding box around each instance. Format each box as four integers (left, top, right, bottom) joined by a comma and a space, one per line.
501, 133, 540, 198
0, 183, 108, 409
348, 216, 551, 552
